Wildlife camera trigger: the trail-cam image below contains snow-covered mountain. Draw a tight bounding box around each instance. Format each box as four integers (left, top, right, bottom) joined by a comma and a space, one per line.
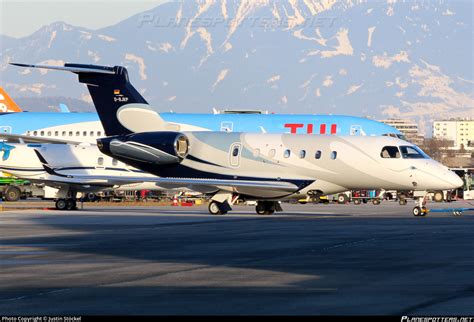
1, 0, 473, 134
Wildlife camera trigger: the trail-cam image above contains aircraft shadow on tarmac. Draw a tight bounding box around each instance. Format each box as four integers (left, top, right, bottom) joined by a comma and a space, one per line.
1, 212, 474, 315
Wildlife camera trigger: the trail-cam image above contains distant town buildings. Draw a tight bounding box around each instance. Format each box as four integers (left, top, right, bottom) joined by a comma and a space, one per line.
433, 119, 474, 150
378, 118, 424, 145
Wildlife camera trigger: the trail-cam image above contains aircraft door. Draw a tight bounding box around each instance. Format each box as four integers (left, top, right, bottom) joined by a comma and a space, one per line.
0, 126, 12, 134
229, 143, 242, 168
350, 125, 362, 136
221, 122, 233, 132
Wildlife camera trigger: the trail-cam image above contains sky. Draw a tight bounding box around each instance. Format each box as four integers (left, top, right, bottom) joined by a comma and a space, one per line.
0, 0, 169, 38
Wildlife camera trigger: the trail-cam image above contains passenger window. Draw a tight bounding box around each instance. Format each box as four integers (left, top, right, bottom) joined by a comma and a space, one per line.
331, 151, 337, 160
54, 131, 59, 136
381, 146, 400, 159
97, 131, 102, 136
33, 131, 38, 136
97, 157, 104, 166
90, 131, 94, 137
47, 131, 51, 136
112, 159, 118, 166
232, 146, 239, 157
69, 131, 73, 137
400, 146, 427, 159
40, 131, 44, 136
83, 131, 87, 136
283, 149, 291, 158
299, 150, 306, 159
62, 131, 66, 136
315, 150, 322, 159
76, 131, 80, 136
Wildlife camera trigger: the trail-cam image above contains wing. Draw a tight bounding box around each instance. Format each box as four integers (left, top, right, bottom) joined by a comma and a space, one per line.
0, 133, 87, 145
41, 164, 304, 194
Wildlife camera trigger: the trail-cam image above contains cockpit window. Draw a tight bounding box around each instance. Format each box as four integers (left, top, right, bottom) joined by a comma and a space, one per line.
381, 146, 400, 158
400, 146, 427, 159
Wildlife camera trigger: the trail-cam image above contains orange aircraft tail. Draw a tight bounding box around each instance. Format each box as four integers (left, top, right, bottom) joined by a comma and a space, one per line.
0, 87, 22, 112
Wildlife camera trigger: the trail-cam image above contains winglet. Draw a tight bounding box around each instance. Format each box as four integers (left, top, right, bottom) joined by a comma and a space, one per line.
0, 86, 22, 112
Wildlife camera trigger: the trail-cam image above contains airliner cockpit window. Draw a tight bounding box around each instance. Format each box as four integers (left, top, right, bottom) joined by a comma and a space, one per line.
380, 146, 400, 158
400, 146, 427, 159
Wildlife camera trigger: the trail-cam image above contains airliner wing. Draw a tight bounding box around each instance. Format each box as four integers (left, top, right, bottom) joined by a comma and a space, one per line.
0, 133, 87, 145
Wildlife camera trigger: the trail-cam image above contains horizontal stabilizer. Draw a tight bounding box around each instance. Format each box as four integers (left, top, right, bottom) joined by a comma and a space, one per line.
10, 63, 116, 75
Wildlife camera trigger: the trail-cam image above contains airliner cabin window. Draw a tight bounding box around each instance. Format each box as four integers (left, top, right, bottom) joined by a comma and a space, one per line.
47, 131, 51, 136
97, 157, 104, 166
97, 131, 102, 137
40, 131, 44, 136
315, 150, 322, 159
83, 131, 87, 136
331, 151, 337, 160
400, 146, 427, 159
232, 146, 239, 157
33, 131, 37, 136
284, 149, 291, 158
380, 146, 400, 159
299, 150, 306, 159
112, 159, 118, 166
54, 131, 59, 136
69, 131, 73, 137
62, 131, 66, 136
90, 131, 94, 137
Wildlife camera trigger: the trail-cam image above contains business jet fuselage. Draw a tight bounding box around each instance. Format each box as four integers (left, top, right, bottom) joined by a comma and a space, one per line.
97, 131, 462, 214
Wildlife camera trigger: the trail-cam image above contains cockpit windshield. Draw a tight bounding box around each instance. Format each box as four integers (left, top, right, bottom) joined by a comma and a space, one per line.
400, 146, 428, 159
380, 146, 400, 158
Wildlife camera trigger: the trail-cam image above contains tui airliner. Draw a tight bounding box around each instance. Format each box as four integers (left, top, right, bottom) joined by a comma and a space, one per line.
0, 90, 402, 143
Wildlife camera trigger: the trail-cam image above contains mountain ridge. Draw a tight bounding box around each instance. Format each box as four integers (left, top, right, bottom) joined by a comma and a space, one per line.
1, 0, 472, 135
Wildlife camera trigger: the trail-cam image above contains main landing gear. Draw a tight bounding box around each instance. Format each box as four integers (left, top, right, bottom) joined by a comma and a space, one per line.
207, 193, 282, 216
55, 198, 77, 211
255, 201, 281, 215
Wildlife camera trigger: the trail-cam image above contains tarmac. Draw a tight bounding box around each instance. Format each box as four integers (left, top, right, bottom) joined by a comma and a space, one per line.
1, 201, 474, 315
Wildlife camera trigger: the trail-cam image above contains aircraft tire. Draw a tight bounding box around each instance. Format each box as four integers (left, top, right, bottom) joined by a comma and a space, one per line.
354, 199, 361, 205
413, 206, 421, 217
372, 199, 381, 205
399, 199, 407, 206
55, 199, 68, 210
256, 203, 266, 215
209, 201, 224, 215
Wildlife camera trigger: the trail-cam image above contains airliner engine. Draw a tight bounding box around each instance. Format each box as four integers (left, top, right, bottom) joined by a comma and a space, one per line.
97, 131, 189, 165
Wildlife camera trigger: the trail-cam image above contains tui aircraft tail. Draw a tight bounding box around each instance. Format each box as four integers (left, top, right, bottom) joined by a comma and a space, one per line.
0, 86, 22, 112
10, 63, 175, 136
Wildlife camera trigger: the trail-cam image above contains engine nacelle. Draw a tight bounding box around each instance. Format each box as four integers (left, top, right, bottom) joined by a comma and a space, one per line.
97, 131, 189, 165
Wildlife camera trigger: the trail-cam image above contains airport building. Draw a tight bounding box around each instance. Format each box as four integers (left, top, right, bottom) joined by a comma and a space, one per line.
433, 119, 474, 150
378, 118, 424, 145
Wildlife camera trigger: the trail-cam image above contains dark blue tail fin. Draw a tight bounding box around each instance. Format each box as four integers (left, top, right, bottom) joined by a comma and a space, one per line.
10, 63, 148, 136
